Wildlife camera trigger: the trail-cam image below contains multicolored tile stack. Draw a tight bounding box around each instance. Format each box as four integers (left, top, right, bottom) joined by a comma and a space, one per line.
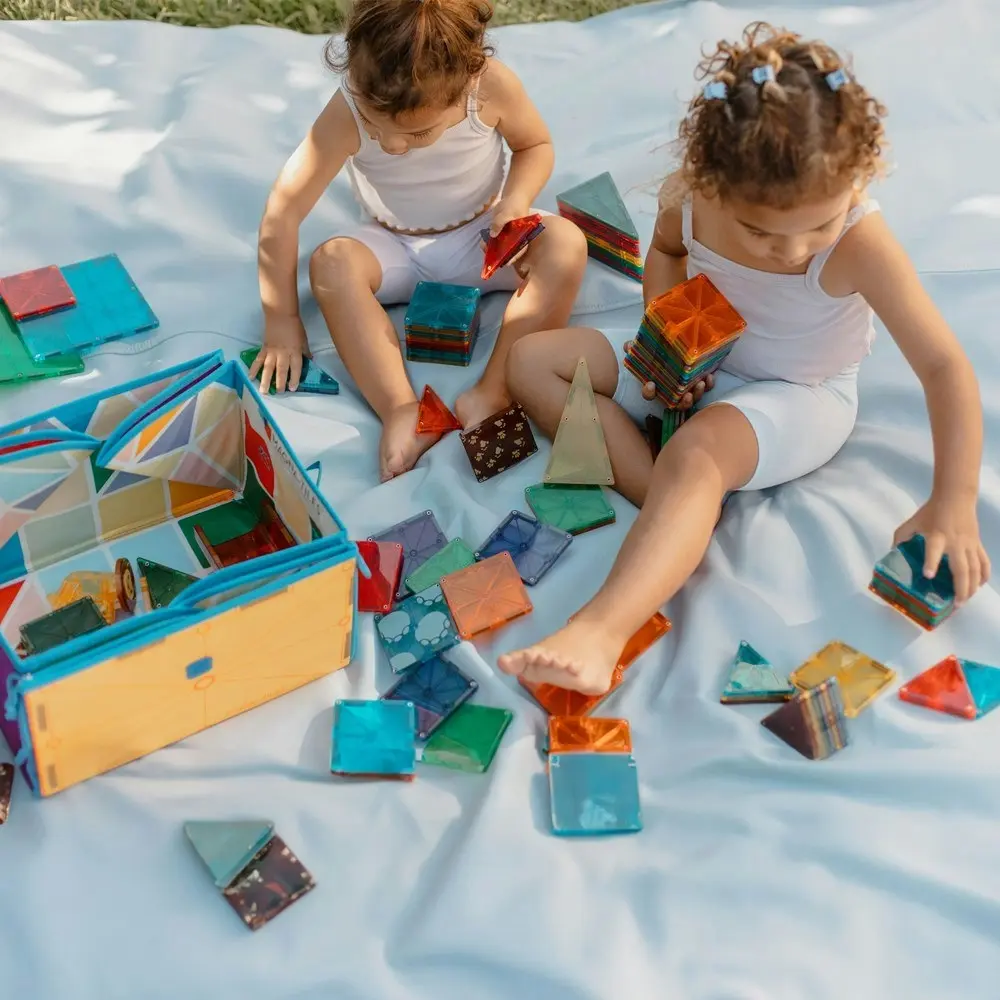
869, 534, 956, 629
404, 280, 481, 366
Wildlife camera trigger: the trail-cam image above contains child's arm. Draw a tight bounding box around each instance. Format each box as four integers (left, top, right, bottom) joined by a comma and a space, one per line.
839, 213, 990, 603
254, 91, 360, 392
479, 60, 554, 235
645, 177, 689, 307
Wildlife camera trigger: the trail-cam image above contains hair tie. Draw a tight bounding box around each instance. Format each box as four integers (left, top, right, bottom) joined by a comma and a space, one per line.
703, 80, 728, 101
751, 65, 776, 85
825, 68, 848, 91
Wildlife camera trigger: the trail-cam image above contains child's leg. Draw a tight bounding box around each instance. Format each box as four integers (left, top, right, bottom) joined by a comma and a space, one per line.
505, 326, 655, 506
455, 216, 588, 427
309, 230, 426, 482
499, 370, 860, 694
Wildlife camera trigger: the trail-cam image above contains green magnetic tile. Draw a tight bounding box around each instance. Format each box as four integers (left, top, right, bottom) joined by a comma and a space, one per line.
556, 172, 639, 240
179, 499, 261, 569
420, 704, 513, 772
405, 538, 476, 594
525, 483, 616, 535
138, 557, 198, 609
660, 408, 686, 447
0, 301, 84, 385
20, 596, 107, 654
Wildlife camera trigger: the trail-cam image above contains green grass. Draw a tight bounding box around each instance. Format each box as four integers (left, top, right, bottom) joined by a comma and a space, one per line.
0, 0, 655, 32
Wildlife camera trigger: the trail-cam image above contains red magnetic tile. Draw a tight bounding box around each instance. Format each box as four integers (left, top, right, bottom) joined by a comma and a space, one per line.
0, 266, 75, 320
355, 540, 404, 614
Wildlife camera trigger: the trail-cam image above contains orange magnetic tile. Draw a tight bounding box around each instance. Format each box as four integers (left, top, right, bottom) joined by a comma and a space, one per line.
519, 663, 628, 717
548, 715, 632, 753
416, 385, 462, 434
645, 273, 745, 362
618, 612, 671, 669
439, 551, 533, 639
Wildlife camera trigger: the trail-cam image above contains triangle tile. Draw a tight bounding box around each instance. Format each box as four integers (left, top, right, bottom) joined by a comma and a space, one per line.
544, 357, 614, 486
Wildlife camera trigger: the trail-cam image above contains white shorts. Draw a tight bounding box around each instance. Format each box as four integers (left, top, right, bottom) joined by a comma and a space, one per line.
338, 206, 548, 305
606, 328, 859, 492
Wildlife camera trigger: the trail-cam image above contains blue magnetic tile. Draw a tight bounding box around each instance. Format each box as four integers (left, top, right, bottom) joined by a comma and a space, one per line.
330, 699, 416, 777
17, 254, 159, 360
369, 509, 448, 602
405, 281, 481, 334
959, 659, 1000, 718
548, 752, 642, 836
184, 820, 275, 888
874, 534, 955, 617
382, 655, 478, 740
375, 583, 460, 673
475, 510, 572, 586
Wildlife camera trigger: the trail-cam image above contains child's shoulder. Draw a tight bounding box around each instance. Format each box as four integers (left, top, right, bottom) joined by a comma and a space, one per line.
476, 58, 529, 118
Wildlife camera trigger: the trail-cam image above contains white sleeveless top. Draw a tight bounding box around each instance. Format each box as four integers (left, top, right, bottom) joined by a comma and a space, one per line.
341, 80, 507, 233
682, 196, 878, 385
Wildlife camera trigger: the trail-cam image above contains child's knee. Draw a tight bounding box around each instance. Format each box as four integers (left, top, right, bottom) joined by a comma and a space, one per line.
538, 215, 589, 272
309, 238, 376, 296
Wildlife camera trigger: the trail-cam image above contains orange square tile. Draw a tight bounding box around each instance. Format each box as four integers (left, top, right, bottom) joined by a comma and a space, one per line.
439, 551, 533, 639
548, 715, 632, 753
645, 273, 745, 363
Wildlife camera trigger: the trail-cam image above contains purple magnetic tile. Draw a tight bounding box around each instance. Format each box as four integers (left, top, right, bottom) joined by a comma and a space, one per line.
369, 510, 448, 601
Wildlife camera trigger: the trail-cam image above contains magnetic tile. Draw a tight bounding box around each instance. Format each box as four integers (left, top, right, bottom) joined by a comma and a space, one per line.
20, 596, 107, 655
460, 402, 538, 483
524, 483, 615, 535
375, 583, 460, 673
439, 551, 533, 639
720, 640, 794, 704
0, 264, 75, 319
761, 677, 849, 760
415, 385, 462, 434
405, 281, 481, 334
16, 254, 158, 360
0, 301, 84, 385
185, 819, 276, 889
547, 716, 632, 754
138, 557, 197, 610
405, 538, 475, 594
355, 540, 404, 614
382, 654, 478, 740
480, 214, 545, 279
549, 752, 642, 836
194, 499, 296, 569
520, 662, 630, 717
330, 699, 416, 778
961, 659, 1000, 717
661, 408, 687, 447
0, 763, 12, 825
420, 704, 513, 773
790, 641, 896, 717
870, 534, 955, 628
899, 655, 1000, 720
618, 612, 672, 669
222, 834, 316, 931
475, 510, 572, 586
556, 172, 639, 241
369, 510, 448, 602
543, 357, 614, 487
239, 348, 339, 395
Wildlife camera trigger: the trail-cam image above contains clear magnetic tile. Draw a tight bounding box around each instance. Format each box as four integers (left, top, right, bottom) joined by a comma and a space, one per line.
355, 540, 404, 614
420, 704, 513, 773
330, 699, 416, 778
375, 583, 460, 673
547, 716, 632, 754
524, 483, 616, 535
221, 834, 316, 931
439, 551, 533, 639
548, 751, 642, 836
184, 819, 276, 889
790, 641, 896, 718
369, 510, 448, 602
404, 538, 476, 594
761, 677, 849, 760
16, 254, 159, 360
405, 281, 481, 334
382, 654, 478, 740
475, 510, 572, 586
720, 640, 794, 704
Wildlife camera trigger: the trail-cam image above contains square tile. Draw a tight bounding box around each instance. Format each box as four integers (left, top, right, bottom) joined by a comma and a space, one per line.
404, 538, 475, 594
439, 551, 533, 639
330, 699, 416, 778
549, 752, 642, 836
459, 402, 538, 483
221, 834, 316, 931
790, 641, 896, 717
870, 534, 955, 629
475, 510, 572, 586
0, 264, 75, 320
420, 704, 513, 773
547, 716, 632, 754
405, 280, 480, 334
369, 510, 447, 602
0, 301, 84, 386
20, 596, 107, 655
382, 655, 478, 740
375, 583, 460, 673
355, 540, 404, 614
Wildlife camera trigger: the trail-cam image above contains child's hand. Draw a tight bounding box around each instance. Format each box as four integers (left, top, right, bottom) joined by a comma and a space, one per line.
639, 372, 715, 409
488, 199, 532, 238
893, 494, 991, 605
250, 315, 309, 394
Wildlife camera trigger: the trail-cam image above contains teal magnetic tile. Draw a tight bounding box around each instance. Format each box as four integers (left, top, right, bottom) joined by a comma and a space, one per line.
872, 534, 955, 622
556, 172, 639, 240
720, 640, 794, 704
548, 751, 642, 836
405, 281, 481, 334
375, 583, 460, 673
330, 699, 416, 777
184, 820, 275, 888
382, 654, 478, 739
16, 254, 159, 360
960, 659, 1000, 717
239, 347, 339, 395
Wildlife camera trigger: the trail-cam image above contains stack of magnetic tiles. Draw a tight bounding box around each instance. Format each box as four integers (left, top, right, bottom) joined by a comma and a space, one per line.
624, 272, 746, 408
404, 280, 481, 366
0, 253, 158, 387
868, 533, 956, 630
556, 171, 643, 282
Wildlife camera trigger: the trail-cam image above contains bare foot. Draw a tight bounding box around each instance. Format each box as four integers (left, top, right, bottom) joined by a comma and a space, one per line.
455, 383, 511, 430
379, 402, 440, 481
497, 619, 625, 695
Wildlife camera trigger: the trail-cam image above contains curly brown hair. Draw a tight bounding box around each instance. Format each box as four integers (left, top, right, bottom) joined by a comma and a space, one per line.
678, 22, 887, 208
325, 0, 495, 118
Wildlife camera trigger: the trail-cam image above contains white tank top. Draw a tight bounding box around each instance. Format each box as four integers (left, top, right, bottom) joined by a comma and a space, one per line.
341, 80, 507, 233
682, 196, 878, 384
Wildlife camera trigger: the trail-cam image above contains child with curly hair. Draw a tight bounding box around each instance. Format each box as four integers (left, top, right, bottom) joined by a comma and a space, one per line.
499, 22, 989, 694
253, 0, 587, 481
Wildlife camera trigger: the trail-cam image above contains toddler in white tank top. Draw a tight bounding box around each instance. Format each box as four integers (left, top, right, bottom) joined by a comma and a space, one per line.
253, 0, 587, 481
499, 22, 988, 697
